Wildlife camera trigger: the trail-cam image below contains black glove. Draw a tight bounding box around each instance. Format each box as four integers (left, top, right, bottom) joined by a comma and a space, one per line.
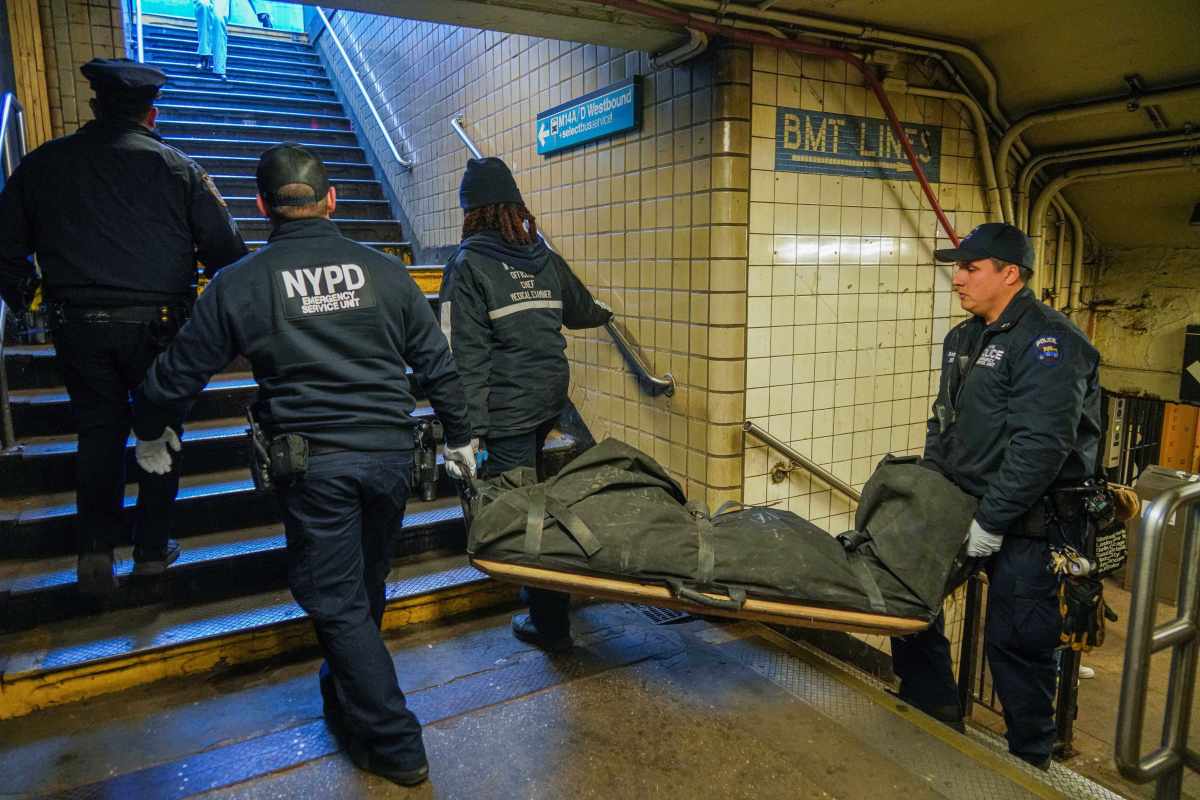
257, 12, 271, 27
1058, 575, 1105, 651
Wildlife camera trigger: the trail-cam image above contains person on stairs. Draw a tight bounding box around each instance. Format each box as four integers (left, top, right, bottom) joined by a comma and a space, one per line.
440, 157, 612, 653
193, 0, 272, 80
0, 59, 247, 596
133, 143, 476, 788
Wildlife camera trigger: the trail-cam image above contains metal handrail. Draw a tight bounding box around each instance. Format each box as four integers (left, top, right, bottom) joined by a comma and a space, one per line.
742, 420, 860, 503
449, 114, 675, 398
1, 92, 28, 450
315, 8, 411, 170
1116, 479, 1200, 799
134, 0, 144, 63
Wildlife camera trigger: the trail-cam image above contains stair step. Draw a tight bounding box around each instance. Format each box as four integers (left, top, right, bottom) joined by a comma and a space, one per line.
159, 64, 334, 90
161, 85, 340, 109
0, 499, 468, 632
143, 25, 313, 55
159, 74, 338, 101
195, 155, 372, 179
158, 120, 358, 147
225, 196, 390, 220
235, 217, 404, 243
211, 175, 383, 200
0, 554, 514, 719
157, 104, 352, 131
150, 53, 327, 81
166, 136, 364, 162
245, 241, 420, 262
146, 44, 323, 68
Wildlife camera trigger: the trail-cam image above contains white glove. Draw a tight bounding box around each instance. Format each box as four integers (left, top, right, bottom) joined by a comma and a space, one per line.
443, 438, 478, 480
965, 518, 1004, 558
135, 428, 181, 476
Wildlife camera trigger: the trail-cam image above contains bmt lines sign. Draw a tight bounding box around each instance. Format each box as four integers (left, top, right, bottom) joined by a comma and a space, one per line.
775, 108, 943, 182
536, 78, 640, 156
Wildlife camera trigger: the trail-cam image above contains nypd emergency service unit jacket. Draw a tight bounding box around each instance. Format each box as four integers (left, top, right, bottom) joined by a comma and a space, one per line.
439, 231, 612, 438
924, 287, 1102, 535
135, 217, 471, 451
0, 118, 246, 310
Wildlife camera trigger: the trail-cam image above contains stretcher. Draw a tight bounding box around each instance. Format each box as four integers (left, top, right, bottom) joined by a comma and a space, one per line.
470, 557, 931, 636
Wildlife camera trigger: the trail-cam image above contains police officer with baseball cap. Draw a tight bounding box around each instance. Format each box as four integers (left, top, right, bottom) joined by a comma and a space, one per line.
888, 222, 1102, 768
0, 58, 247, 595
133, 143, 476, 787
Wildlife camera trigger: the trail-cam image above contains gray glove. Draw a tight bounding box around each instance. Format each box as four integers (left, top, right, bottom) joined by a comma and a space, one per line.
442, 438, 478, 480
965, 518, 1004, 558
135, 428, 181, 475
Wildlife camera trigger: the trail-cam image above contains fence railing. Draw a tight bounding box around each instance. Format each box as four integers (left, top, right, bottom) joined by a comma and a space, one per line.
1, 91, 28, 451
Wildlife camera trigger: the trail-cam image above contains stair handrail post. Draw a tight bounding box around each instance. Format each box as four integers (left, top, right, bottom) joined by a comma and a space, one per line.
448, 114, 675, 398
1116, 480, 1200, 799
1, 92, 28, 450
315, 7, 411, 171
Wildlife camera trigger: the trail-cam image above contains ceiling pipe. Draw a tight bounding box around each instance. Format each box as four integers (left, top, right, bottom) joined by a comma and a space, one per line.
1053, 198, 1085, 314
1028, 155, 1198, 296
651, 27, 710, 68
594, 0, 961, 244
996, 82, 1200, 221
1050, 210, 1066, 308
1015, 131, 1200, 228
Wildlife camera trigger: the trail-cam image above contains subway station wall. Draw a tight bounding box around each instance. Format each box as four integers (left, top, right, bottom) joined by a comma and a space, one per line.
314, 16, 752, 508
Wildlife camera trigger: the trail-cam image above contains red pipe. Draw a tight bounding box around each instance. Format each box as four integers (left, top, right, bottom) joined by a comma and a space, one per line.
595, 0, 960, 245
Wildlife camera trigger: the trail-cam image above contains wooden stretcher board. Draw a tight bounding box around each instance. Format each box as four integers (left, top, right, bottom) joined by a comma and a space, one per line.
471, 559, 930, 637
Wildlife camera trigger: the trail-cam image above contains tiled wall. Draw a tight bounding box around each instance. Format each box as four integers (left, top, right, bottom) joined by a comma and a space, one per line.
38, 0, 126, 135
742, 45, 989, 534
317, 17, 752, 507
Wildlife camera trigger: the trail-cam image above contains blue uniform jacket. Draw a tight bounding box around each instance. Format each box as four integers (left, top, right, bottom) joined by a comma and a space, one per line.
924, 287, 1102, 535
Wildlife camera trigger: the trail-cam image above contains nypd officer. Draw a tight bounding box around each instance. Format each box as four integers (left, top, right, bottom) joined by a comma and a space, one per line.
889, 223, 1101, 769
440, 157, 612, 652
0, 58, 247, 595
133, 144, 475, 786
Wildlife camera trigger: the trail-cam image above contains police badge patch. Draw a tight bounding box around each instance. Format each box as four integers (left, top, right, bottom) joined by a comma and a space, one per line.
1035, 335, 1060, 365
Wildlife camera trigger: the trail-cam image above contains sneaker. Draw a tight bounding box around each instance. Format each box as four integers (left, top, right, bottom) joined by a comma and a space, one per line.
355, 755, 429, 787
132, 540, 181, 576
77, 551, 118, 597
1077, 664, 1096, 679
511, 613, 573, 653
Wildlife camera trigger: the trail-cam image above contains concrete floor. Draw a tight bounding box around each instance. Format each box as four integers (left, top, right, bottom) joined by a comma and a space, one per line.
1, 603, 1114, 799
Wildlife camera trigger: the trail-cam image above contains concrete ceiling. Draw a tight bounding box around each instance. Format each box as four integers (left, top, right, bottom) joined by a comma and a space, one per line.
314, 0, 1200, 250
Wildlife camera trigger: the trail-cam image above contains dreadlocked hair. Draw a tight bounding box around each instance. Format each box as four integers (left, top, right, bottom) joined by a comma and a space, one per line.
462, 203, 539, 246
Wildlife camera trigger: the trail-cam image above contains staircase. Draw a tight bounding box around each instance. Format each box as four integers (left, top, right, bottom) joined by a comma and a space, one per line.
0, 21, 576, 720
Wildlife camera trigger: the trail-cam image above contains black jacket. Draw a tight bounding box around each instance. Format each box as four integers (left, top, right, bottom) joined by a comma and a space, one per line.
924, 288, 1101, 535
440, 232, 611, 438
135, 218, 471, 451
0, 118, 246, 309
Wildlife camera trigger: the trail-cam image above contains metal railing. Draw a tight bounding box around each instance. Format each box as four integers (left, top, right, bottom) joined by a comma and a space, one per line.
742, 420, 860, 503
133, 0, 144, 62
449, 114, 675, 398
1, 92, 28, 450
315, 8, 410, 170
1117, 479, 1200, 799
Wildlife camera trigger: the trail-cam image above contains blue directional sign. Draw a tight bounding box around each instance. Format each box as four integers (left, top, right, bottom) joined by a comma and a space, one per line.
536, 78, 641, 156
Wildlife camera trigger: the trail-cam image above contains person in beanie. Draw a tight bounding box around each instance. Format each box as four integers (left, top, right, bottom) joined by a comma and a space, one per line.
440, 156, 612, 652
0, 58, 246, 595
133, 144, 475, 787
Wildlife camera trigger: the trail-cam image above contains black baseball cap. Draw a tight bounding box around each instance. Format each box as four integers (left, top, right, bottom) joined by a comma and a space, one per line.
80, 58, 165, 111
934, 223, 1036, 270
256, 143, 331, 207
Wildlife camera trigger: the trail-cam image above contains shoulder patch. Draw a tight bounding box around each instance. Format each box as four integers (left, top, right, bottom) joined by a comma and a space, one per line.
200, 170, 228, 208
1034, 335, 1060, 366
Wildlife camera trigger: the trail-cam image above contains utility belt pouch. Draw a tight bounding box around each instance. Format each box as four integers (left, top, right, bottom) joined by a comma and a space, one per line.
1016, 501, 1048, 539
268, 434, 309, 484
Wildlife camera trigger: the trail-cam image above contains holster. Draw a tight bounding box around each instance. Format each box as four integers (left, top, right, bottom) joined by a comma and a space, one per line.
267, 434, 309, 485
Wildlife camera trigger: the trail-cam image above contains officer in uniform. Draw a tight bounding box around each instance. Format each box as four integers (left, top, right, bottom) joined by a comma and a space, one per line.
133, 144, 475, 787
440, 157, 612, 652
0, 58, 247, 595
889, 223, 1101, 769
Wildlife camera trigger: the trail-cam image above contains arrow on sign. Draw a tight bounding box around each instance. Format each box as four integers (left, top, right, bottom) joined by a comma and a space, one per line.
1187, 360, 1200, 384
538, 124, 549, 146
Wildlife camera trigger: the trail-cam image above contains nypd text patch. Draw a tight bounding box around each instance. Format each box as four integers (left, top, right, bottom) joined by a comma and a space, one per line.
976, 344, 1005, 368
276, 263, 377, 318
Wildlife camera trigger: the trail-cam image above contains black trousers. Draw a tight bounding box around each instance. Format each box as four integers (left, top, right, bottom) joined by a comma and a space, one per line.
54, 321, 181, 557
277, 449, 426, 771
483, 418, 570, 638
891, 536, 1062, 764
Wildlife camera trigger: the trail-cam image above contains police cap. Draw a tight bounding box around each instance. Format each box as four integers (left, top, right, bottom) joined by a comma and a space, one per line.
256, 143, 331, 207
80, 58, 166, 108
934, 222, 1036, 270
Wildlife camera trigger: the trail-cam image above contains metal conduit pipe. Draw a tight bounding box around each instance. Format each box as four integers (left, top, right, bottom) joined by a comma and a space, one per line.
1015, 132, 1200, 228
899, 83, 1003, 221
1028, 156, 1197, 295
595, 0, 961, 245
996, 83, 1200, 221
1054, 198, 1085, 313
651, 27, 710, 68
1050, 209, 1066, 308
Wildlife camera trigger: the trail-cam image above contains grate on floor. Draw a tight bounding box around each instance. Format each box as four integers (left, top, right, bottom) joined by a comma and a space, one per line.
625, 603, 692, 625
